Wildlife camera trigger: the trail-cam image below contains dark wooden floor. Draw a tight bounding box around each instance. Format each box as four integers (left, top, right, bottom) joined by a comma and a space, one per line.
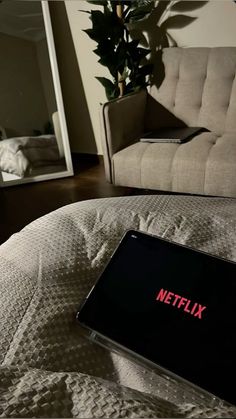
0, 155, 137, 244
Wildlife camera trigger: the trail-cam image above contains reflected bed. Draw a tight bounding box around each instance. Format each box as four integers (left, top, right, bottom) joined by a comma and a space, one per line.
0, 134, 63, 178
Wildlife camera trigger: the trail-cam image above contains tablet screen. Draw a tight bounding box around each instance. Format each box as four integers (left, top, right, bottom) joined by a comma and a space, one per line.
77, 230, 236, 406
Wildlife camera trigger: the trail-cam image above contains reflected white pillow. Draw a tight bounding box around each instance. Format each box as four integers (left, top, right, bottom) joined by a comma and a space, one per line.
0, 135, 60, 177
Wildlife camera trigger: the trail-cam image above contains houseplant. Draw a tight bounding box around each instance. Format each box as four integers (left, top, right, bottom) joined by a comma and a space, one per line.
83, 1, 208, 100
83, 0, 155, 99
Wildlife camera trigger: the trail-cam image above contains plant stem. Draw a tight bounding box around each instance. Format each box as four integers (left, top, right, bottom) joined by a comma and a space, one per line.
125, 27, 129, 43
116, 2, 125, 97
116, 3, 123, 19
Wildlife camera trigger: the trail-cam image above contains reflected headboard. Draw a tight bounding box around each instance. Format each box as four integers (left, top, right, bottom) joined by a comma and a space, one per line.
52, 111, 64, 159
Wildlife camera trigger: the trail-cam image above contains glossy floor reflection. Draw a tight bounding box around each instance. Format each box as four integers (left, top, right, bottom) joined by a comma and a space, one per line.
0, 155, 133, 244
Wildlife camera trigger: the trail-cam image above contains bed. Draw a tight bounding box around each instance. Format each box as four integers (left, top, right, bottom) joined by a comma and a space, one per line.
0, 134, 63, 178
0, 112, 65, 179
1, 195, 236, 417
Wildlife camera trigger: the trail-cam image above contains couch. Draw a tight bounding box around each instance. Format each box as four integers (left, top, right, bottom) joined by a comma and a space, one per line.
101, 47, 236, 198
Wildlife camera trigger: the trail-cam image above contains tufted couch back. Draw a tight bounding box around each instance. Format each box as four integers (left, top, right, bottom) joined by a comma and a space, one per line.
149, 47, 236, 135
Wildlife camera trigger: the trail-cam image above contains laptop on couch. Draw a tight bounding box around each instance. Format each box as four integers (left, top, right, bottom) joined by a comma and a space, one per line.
76, 229, 236, 407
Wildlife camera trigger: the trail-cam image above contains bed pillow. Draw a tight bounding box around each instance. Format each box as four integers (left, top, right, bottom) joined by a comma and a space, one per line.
0, 135, 60, 177
0, 147, 30, 177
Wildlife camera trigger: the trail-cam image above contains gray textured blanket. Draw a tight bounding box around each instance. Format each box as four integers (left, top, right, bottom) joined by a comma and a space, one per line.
1, 195, 236, 418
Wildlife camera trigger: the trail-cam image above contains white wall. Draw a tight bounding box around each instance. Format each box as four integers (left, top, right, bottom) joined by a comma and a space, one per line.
168, 0, 236, 47
65, 0, 108, 154
50, 1, 97, 154
65, 0, 236, 155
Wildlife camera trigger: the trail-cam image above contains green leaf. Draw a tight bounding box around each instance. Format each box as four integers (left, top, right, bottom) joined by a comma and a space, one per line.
79, 10, 91, 14
98, 56, 117, 78
109, 88, 120, 100
171, 1, 208, 12
129, 62, 152, 91
93, 39, 115, 57
90, 10, 106, 27
96, 77, 119, 100
128, 39, 140, 49
127, 41, 140, 62
161, 15, 197, 30
138, 63, 153, 77
115, 40, 128, 73
90, 9, 123, 44
128, 28, 149, 48
128, 2, 154, 23
120, 1, 134, 5
124, 84, 137, 95
127, 42, 150, 65
131, 0, 155, 10
137, 47, 150, 59
83, 28, 101, 41
85, 9, 123, 42
95, 77, 114, 89
123, 4, 132, 20
147, 1, 171, 23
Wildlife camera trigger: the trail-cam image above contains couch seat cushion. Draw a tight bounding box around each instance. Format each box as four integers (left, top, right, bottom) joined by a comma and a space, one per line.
112, 132, 236, 197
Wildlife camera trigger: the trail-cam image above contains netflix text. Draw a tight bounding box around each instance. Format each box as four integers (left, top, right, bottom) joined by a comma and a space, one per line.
156, 288, 206, 319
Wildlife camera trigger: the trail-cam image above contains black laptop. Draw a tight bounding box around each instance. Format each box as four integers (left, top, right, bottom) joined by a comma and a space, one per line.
76, 230, 236, 406
139, 126, 207, 143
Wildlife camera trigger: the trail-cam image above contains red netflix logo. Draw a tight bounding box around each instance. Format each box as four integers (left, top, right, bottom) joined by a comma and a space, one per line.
156, 289, 206, 319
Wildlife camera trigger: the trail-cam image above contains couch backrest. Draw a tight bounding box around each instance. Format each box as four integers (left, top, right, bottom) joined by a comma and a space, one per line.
149, 47, 236, 134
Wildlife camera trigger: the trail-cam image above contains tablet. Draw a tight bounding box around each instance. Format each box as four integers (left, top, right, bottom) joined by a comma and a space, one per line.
76, 229, 236, 406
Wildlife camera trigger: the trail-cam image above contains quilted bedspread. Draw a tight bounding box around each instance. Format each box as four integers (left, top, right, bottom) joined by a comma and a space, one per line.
1, 195, 236, 418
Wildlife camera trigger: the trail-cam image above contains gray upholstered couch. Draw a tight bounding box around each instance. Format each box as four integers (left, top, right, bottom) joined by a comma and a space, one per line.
101, 47, 236, 198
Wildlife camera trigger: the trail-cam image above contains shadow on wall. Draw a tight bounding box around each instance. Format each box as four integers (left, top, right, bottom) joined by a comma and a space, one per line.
129, 1, 208, 88
145, 94, 187, 131
49, 2, 97, 154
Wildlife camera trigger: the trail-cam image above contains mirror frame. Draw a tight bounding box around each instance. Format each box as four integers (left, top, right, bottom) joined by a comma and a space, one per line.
0, 0, 73, 187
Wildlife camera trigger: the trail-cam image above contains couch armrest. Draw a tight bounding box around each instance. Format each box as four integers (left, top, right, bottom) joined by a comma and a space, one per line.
100, 89, 147, 182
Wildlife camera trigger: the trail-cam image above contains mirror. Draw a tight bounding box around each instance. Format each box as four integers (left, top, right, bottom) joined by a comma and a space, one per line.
0, 0, 73, 187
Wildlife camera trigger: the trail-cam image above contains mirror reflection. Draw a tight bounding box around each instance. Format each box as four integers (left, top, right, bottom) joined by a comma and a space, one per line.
0, 1, 72, 186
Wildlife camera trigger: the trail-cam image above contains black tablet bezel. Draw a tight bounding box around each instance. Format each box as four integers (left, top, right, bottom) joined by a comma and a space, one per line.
76, 229, 236, 407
